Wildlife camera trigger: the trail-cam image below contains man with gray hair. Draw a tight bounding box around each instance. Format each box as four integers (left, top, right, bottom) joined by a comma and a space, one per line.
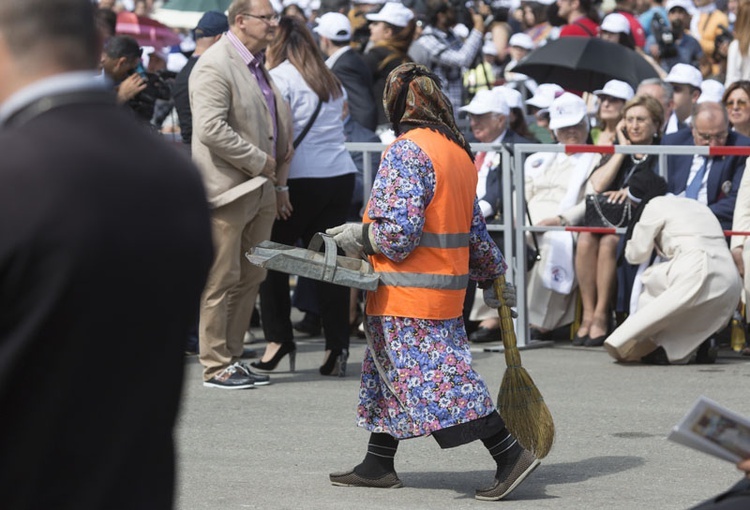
637, 77, 685, 134
663, 101, 748, 230
190, 0, 293, 389
0, 0, 214, 507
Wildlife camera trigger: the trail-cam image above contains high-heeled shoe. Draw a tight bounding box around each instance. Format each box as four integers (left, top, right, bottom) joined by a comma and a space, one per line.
250, 342, 296, 372
319, 348, 349, 377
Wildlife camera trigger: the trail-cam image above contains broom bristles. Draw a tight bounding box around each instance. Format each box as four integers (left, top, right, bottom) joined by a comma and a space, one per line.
498, 366, 555, 459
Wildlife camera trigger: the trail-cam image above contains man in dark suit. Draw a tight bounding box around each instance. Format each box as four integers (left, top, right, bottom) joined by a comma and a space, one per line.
662, 102, 749, 231
0, 1, 214, 508
458, 88, 535, 343
315, 12, 378, 131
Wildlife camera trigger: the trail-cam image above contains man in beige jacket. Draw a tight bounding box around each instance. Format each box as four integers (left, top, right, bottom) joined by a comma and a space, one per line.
190, 0, 292, 389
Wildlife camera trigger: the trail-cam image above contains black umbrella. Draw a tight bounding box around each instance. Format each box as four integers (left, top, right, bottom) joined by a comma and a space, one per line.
513, 37, 659, 92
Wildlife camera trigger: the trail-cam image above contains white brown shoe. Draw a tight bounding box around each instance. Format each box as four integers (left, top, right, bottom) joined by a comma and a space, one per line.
475, 449, 540, 501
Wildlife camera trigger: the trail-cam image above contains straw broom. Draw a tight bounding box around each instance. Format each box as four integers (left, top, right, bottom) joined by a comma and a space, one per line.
493, 274, 555, 459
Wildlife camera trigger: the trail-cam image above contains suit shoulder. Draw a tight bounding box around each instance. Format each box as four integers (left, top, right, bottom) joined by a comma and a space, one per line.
662, 127, 692, 145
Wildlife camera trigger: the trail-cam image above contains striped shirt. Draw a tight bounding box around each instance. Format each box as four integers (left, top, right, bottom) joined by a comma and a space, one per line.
225, 30, 277, 154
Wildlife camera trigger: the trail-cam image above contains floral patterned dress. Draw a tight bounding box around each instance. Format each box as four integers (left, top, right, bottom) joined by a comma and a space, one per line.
357, 137, 506, 441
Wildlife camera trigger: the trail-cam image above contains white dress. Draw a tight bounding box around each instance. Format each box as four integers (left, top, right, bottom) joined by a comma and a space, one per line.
605, 196, 741, 363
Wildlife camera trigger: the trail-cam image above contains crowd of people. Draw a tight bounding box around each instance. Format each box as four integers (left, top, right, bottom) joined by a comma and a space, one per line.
91, 0, 750, 370
6, 0, 750, 507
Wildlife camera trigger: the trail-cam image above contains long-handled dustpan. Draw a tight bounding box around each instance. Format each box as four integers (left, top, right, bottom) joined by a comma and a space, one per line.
246, 232, 379, 291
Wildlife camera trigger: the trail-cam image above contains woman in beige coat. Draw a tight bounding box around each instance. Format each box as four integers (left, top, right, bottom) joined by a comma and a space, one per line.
604, 172, 742, 364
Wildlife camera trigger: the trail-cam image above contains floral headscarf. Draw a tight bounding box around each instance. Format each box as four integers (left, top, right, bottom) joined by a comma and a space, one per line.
383, 62, 474, 162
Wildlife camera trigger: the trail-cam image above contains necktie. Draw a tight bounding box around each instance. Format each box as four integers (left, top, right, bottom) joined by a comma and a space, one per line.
685, 157, 708, 199
475, 151, 486, 172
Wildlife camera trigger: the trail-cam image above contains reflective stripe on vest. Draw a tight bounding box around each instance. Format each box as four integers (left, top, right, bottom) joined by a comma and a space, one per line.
379, 272, 470, 290
419, 232, 470, 249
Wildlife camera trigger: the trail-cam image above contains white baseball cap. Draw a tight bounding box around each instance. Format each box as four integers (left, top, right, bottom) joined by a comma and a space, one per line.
600, 13, 631, 34
697, 79, 725, 104
593, 79, 635, 101
365, 2, 414, 27
459, 89, 510, 116
494, 86, 524, 109
313, 12, 352, 42
482, 39, 498, 56
549, 92, 588, 130
508, 32, 534, 50
526, 83, 564, 109
666, 0, 695, 13
665, 63, 703, 89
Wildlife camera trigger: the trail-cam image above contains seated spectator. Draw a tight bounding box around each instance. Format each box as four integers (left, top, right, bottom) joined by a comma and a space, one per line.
526, 82, 564, 143
577, 95, 664, 346
604, 171, 741, 364
524, 93, 602, 337
637, 77, 685, 133
458, 89, 536, 342
722, 80, 750, 137
591, 79, 635, 145
496, 85, 542, 142
409, 0, 489, 114
600, 12, 637, 49
665, 62, 703, 124
663, 101, 749, 231
646, 0, 703, 72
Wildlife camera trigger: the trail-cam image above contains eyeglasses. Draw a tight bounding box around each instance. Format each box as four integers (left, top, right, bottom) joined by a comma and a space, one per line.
692, 129, 728, 143
241, 12, 280, 23
726, 99, 749, 108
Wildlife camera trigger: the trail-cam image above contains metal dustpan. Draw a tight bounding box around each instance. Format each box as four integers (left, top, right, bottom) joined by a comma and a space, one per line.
245, 232, 379, 291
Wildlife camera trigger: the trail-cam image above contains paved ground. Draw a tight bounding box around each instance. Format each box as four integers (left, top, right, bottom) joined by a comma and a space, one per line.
175, 328, 750, 510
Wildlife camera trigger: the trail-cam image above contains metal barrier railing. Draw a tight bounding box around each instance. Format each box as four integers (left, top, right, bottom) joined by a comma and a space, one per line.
344, 141, 749, 349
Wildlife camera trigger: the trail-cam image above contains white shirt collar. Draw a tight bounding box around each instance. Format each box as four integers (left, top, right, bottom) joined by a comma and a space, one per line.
325, 45, 351, 69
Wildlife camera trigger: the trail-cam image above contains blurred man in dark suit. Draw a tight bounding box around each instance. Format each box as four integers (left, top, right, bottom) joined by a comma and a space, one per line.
0, 1, 214, 508
315, 12, 378, 131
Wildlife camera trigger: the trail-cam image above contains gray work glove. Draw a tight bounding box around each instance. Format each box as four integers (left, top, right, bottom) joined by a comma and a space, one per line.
483, 282, 518, 318
326, 223, 363, 254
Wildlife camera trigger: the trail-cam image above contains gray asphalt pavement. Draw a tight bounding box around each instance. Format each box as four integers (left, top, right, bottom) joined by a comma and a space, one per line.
175, 328, 750, 510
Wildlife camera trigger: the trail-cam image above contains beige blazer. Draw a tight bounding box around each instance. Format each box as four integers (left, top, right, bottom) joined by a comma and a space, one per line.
189, 36, 292, 208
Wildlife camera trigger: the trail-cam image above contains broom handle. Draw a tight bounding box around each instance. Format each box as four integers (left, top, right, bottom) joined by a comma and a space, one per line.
493, 275, 522, 368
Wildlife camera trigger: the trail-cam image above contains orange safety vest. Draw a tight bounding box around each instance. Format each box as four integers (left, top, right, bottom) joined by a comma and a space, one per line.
363, 128, 477, 320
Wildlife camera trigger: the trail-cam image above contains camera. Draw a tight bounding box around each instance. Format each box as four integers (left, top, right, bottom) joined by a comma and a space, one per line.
650, 12, 678, 60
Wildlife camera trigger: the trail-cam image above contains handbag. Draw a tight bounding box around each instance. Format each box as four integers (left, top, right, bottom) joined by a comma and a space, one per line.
584, 194, 632, 228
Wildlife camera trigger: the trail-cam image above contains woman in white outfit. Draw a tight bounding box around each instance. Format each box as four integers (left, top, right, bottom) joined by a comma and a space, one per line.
524, 92, 601, 335
604, 172, 742, 364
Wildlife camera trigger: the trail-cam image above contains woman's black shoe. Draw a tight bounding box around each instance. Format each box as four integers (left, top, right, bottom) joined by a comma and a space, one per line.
572, 333, 589, 346
250, 342, 296, 372
469, 327, 501, 343
584, 334, 607, 347
320, 349, 348, 377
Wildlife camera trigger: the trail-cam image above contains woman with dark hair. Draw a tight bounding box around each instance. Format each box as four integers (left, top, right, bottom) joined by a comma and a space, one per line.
253, 16, 357, 376
603, 171, 741, 364
574, 95, 663, 347
362, 2, 417, 129
723, 80, 750, 137
325, 63, 539, 500
522, 1, 554, 46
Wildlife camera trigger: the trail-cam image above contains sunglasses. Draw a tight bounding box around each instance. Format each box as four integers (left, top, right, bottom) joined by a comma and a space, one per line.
726, 99, 749, 108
